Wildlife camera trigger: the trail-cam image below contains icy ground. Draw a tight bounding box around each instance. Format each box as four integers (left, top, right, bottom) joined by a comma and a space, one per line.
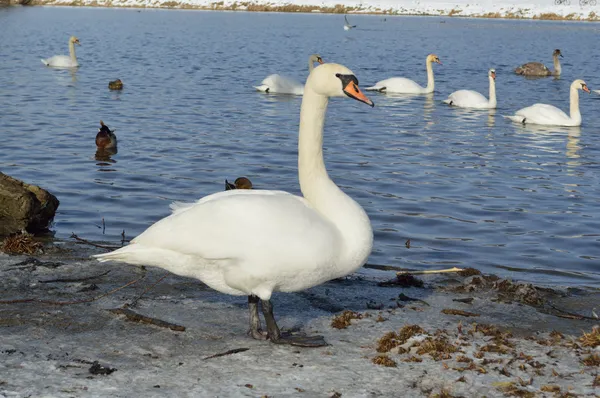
1, 247, 599, 397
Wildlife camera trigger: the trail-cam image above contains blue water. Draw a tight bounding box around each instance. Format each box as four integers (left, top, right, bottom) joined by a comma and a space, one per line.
1, 7, 599, 285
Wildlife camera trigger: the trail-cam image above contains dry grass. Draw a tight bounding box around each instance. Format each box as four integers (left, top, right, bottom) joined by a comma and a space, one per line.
447, 8, 462, 16
376, 324, 425, 352
581, 353, 600, 366
540, 385, 561, 393
593, 375, 600, 387
480, 11, 501, 18
494, 381, 535, 398
371, 355, 397, 367
415, 336, 459, 361
431, 389, 459, 398
402, 355, 423, 363
331, 310, 363, 329
1, 232, 43, 255
579, 326, 600, 348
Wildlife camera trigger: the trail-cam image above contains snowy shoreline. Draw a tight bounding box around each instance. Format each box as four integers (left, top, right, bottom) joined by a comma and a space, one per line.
18, 0, 600, 21
1, 246, 599, 397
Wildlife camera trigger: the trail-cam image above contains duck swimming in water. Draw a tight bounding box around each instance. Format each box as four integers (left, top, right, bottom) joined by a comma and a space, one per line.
96, 121, 117, 149
225, 177, 253, 191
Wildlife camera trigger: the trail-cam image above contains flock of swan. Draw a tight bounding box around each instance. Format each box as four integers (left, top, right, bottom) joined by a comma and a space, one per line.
40, 33, 592, 347
252, 50, 592, 127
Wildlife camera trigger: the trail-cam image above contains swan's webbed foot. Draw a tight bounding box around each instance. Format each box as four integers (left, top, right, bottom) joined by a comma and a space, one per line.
271, 333, 328, 347
248, 295, 268, 340
260, 299, 328, 348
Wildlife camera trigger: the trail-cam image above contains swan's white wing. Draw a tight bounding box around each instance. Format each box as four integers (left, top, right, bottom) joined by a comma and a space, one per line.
255, 74, 304, 95
516, 103, 570, 125
42, 55, 77, 68
97, 190, 339, 277
446, 90, 489, 108
366, 77, 424, 93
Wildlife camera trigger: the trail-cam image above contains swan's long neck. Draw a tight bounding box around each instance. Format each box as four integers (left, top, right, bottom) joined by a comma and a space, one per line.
308, 58, 315, 73
425, 59, 435, 93
569, 85, 581, 125
298, 88, 373, 272
69, 41, 77, 63
553, 54, 561, 76
488, 77, 497, 108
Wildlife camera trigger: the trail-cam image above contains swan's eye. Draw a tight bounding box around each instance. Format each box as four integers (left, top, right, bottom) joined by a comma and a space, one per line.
335, 73, 341, 78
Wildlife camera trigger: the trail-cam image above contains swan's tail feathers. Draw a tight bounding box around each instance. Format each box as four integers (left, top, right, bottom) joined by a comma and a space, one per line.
93, 244, 142, 264
365, 85, 386, 92
92, 244, 170, 268
255, 85, 270, 93
443, 99, 452, 105
505, 115, 526, 124
41, 59, 49, 66
169, 201, 195, 215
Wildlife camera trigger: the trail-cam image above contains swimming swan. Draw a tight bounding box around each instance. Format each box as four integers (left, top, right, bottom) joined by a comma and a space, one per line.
366, 54, 442, 94
506, 79, 590, 127
443, 69, 496, 109
255, 54, 324, 95
94, 63, 375, 347
41, 36, 80, 68
514, 49, 562, 77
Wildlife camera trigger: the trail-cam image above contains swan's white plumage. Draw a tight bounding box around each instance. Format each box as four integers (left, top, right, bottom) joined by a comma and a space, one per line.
41, 36, 80, 68
443, 69, 496, 109
444, 90, 488, 107
255, 54, 323, 95
254, 74, 304, 95
366, 54, 440, 94
95, 63, 374, 304
506, 79, 589, 127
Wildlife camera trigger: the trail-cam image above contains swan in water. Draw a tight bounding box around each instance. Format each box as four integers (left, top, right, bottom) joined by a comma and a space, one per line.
94, 63, 374, 347
254, 54, 324, 95
344, 15, 356, 30
506, 79, 590, 126
41, 36, 80, 68
514, 49, 562, 77
96, 121, 117, 149
225, 177, 253, 190
366, 54, 442, 94
443, 69, 496, 109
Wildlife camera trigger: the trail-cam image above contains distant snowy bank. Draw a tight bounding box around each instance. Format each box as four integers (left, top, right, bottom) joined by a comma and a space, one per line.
27, 0, 600, 21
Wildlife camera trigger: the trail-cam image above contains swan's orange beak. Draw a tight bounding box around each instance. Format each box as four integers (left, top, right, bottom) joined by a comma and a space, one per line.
491, 71, 496, 80
343, 80, 374, 107
317, 57, 324, 64
582, 84, 590, 94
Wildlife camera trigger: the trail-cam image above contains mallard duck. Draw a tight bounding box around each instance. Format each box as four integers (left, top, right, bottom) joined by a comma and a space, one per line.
108, 79, 123, 90
96, 121, 117, 149
225, 177, 253, 190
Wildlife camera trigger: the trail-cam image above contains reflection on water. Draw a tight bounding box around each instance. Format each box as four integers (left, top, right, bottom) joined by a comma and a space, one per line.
1, 8, 600, 286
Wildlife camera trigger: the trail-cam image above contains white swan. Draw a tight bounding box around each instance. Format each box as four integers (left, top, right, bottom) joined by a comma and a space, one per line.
94, 63, 375, 347
41, 36, 80, 68
344, 15, 356, 30
255, 54, 324, 95
443, 69, 497, 109
366, 54, 441, 94
506, 79, 590, 127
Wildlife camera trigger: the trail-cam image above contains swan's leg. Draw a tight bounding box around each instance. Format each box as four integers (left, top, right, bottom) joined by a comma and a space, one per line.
261, 299, 328, 347
248, 295, 267, 340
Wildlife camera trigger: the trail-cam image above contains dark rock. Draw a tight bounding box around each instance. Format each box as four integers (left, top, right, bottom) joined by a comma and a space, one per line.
0, 172, 59, 236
